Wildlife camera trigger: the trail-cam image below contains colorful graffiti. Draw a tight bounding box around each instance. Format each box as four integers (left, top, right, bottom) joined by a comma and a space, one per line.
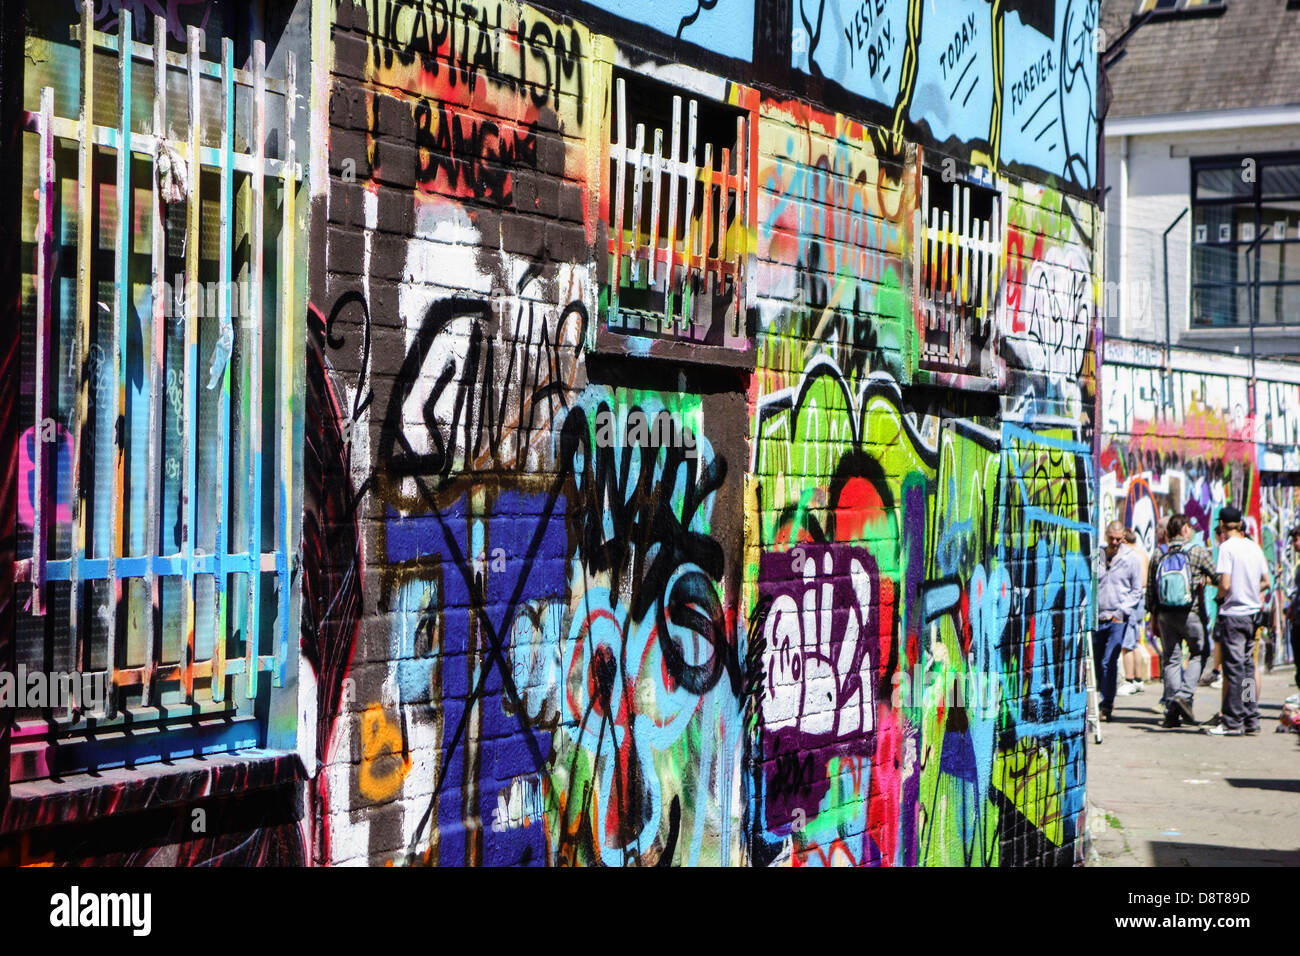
1101, 354, 1260, 549
9, 0, 1101, 866
792, 0, 1098, 189
1100, 343, 1300, 656
1002, 180, 1097, 422
300, 0, 1102, 867
756, 98, 918, 386
746, 359, 1090, 866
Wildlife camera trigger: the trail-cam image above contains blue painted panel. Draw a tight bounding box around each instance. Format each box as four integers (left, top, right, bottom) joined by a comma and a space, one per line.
791, 0, 1099, 190
585, 0, 755, 61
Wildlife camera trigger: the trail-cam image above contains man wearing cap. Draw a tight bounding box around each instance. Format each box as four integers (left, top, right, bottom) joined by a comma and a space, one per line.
1204, 506, 1270, 736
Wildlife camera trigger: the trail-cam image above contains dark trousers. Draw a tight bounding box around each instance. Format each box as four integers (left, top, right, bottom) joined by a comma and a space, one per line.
1158, 609, 1207, 706
1093, 619, 1127, 709
1291, 615, 1300, 686
1219, 613, 1261, 731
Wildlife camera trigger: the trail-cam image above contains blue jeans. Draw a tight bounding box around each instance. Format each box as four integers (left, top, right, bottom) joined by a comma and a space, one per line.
1290, 614, 1300, 687
1093, 619, 1127, 709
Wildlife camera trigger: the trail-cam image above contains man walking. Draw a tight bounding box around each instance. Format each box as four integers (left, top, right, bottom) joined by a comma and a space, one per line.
1148, 513, 1215, 727
1117, 528, 1150, 696
1095, 520, 1145, 720
1204, 506, 1270, 736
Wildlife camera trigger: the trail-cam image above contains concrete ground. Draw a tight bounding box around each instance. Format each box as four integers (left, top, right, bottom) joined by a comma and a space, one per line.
1087, 666, 1300, 866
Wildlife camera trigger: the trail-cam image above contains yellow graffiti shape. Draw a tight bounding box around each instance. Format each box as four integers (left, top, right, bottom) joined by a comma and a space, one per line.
992, 739, 1066, 846
360, 703, 413, 802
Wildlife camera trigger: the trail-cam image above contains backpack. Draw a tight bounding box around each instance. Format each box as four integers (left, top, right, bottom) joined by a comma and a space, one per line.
1155, 548, 1194, 609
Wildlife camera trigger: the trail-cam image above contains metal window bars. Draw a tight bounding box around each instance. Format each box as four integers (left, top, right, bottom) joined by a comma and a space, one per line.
605, 75, 750, 345
916, 171, 1002, 375
14, 8, 301, 779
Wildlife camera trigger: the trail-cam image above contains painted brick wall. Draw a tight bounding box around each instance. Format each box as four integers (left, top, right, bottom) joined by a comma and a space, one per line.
4, 0, 1107, 866
306, 0, 1100, 867
747, 101, 1096, 865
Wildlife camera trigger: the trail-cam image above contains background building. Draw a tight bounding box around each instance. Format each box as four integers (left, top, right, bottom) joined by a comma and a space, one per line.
3, 0, 1101, 866
1102, 0, 1300, 354
1099, 0, 1300, 664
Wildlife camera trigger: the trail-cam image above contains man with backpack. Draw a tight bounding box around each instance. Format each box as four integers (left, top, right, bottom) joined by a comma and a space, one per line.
1148, 513, 1216, 728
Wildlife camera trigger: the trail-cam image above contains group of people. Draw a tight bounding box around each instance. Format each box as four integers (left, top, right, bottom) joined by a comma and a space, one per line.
1094, 506, 1298, 736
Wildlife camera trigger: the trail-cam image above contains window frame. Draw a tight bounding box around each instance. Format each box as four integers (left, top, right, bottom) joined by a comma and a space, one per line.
1190, 151, 1300, 330
9, 4, 307, 785
913, 155, 1006, 389
591, 53, 759, 367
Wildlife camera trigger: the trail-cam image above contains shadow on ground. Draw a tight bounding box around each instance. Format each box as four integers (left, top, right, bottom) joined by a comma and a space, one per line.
1225, 777, 1300, 792
1147, 843, 1300, 866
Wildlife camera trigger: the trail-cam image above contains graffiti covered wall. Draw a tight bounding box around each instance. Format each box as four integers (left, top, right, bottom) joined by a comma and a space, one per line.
1100, 339, 1300, 635
4, 0, 1099, 865
306, 0, 1100, 867
747, 99, 1096, 864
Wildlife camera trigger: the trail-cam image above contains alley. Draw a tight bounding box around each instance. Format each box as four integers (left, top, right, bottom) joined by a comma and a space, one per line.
1088, 669, 1300, 866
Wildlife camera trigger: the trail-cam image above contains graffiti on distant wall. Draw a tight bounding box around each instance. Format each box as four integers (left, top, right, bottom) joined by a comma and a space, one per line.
1100, 350, 1300, 643
1101, 358, 1258, 550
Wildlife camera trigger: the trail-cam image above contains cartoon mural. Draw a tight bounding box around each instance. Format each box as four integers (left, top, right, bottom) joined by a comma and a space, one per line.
792, 0, 1099, 189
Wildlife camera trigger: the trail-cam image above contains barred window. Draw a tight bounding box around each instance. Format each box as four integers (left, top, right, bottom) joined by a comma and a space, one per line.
11, 4, 305, 782
916, 163, 1002, 381
603, 69, 753, 352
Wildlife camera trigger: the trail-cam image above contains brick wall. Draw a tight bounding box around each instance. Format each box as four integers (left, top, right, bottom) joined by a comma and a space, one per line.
307, 0, 1099, 866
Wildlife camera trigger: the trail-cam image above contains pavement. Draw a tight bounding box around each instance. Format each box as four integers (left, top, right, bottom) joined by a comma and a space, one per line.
1087, 667, 1300, 866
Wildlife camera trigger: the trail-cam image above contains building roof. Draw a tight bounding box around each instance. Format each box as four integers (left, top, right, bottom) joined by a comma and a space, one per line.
1101, 0, 1300, 119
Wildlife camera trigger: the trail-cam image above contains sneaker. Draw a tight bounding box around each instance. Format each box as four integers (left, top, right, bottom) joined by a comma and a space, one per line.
1100, 705, 1113, 722
1201, 724, 1243, 736
1173, 699, 1198, 726
1204, 711, 1223, 727
1117, 681, 1141, 696
1210, 676, 1222, 689
1244, 726, 1261, 736
1199, 670, 1220, 687
1160, 709, 1181, 729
